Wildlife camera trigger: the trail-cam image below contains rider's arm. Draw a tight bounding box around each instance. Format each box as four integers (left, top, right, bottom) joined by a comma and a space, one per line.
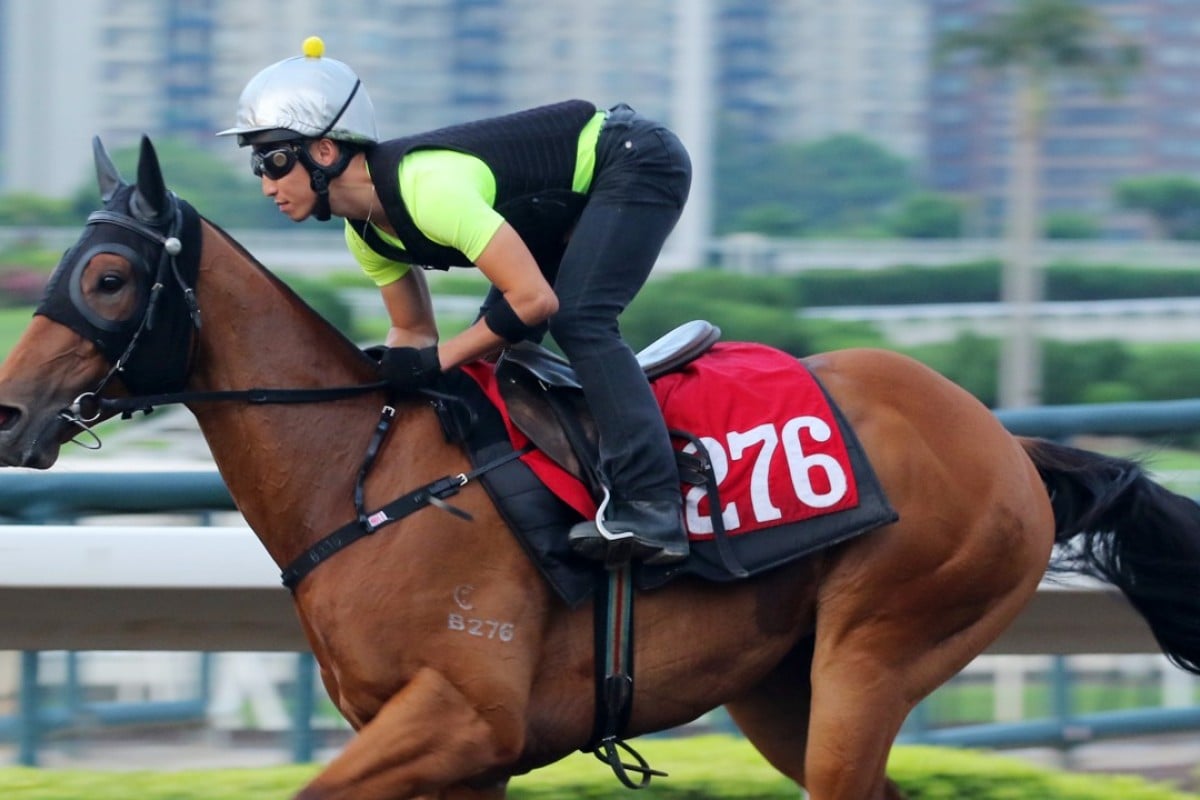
401, 154, 558, 370
344, 223, 437, 348
437, 222, 557, 370
379, 268, 437, 348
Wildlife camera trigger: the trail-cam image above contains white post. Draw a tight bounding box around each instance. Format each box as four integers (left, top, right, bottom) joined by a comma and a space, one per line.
668, 0, 714, 271
994, 657, 1028, 722
998, 77, 1044, 408
1162, 659, 1195, 709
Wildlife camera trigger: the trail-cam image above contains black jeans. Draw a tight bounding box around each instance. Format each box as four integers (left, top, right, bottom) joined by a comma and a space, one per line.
547, 104, 693, 503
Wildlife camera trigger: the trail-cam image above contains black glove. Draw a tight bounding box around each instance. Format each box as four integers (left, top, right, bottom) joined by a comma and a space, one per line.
378, 346, 441, 393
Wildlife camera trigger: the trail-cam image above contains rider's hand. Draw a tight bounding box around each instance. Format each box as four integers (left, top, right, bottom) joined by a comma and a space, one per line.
378, 346, 441, 393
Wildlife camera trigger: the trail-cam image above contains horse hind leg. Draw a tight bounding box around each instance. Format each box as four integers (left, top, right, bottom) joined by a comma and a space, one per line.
724, 637, 911, 800
413, 782, 508, 800
802, 634, 914, 800
798, 520, 1047, 798
723, 637, 815, 790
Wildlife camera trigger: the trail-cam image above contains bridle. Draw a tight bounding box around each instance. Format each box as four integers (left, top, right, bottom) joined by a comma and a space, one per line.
61, 200, 198, 428
42, 193, 388, 445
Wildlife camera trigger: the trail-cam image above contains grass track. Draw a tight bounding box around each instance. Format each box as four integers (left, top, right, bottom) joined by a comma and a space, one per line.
0, 738, 1196, 799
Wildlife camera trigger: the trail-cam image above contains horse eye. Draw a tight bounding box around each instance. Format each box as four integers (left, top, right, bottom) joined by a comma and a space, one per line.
97, 273, 126, 293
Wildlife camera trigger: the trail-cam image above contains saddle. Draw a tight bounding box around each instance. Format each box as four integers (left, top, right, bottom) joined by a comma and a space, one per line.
494, 319, 722, 498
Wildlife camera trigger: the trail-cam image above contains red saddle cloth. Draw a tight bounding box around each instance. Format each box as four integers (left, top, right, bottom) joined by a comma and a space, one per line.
462, 342, 861, 539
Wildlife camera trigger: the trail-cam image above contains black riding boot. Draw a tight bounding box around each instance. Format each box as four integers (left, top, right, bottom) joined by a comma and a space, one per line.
568, 498, 690, 565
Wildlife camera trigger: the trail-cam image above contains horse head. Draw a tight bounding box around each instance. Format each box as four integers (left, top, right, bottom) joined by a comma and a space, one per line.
0, 135, 202, 468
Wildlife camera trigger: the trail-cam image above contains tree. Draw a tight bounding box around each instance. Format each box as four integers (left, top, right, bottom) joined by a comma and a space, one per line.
68, 138, 290, 230
716, 132, 913, 237
888, 193, 966, 239
1114, 175, 1200, 240
937, 0, 1139, 408
1043, 211, 1099, 240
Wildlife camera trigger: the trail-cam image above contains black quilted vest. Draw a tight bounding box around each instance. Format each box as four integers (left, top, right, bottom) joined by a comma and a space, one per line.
351, 99, 598, 274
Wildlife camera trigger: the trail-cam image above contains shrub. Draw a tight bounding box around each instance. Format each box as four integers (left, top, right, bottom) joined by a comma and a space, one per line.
798, 260, 1001, 306
1044, 212, 1101, 240
889, 192, 966, 239
1121, 345, 1200, 401
280, 276, 355, 339
901, 334, 999, 407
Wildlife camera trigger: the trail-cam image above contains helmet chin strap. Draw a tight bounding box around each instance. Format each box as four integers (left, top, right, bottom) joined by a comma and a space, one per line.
298, 146, 354, 222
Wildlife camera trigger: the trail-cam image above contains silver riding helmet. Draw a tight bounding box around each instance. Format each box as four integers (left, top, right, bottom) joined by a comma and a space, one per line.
217, 37, 378, 147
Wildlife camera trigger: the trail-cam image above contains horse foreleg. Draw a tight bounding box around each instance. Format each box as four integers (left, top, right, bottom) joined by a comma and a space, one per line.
294, 667, 523, 800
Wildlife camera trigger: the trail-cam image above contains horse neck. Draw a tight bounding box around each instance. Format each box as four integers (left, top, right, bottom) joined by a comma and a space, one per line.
184, 223, 440, 566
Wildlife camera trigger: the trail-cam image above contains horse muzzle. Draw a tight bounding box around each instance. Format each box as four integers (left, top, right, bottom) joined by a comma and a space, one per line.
0, 403, 16, 434
0, 402, 69, 469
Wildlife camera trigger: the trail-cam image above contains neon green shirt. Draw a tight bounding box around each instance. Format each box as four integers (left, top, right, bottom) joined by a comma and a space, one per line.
346, 110, 606, 287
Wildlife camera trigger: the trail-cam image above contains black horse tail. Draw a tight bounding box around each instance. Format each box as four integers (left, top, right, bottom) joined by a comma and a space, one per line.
1020, 437, 1200, 674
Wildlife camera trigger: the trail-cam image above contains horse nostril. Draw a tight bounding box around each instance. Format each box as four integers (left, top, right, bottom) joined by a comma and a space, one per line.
0, 405, 18, 432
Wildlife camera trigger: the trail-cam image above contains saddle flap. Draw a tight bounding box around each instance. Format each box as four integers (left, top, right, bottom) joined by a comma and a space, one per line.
497, 363, 595, 483
494, 320, 721, 492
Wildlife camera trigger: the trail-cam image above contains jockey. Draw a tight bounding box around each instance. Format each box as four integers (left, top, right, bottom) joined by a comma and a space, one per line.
218, 37, 693, 566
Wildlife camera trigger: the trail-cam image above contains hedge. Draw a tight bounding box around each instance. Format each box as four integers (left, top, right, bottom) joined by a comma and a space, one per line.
705, 260, 1200, 308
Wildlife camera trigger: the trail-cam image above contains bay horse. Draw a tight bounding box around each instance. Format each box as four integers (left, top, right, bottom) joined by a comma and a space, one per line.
3, 137, 1200, 800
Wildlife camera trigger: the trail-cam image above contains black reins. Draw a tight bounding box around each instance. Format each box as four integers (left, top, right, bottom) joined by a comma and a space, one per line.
75, 380, 390, 421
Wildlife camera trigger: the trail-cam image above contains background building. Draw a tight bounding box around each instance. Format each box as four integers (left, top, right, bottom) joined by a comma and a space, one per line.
712, 0, 929, 161
1, 0, 105, 195
927, 0, 1200, 238
6, 0, 1200, 242
0, 0, 928, 183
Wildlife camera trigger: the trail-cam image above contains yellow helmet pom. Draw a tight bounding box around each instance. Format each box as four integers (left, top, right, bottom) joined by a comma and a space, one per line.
302, 36, 325, 59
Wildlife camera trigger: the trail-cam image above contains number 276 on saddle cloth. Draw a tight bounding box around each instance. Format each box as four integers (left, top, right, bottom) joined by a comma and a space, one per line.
462, 342, 898, 591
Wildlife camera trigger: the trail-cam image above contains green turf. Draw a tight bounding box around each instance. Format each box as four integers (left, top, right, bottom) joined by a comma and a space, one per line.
0, 306, 33, 360
0, 738, 1195, 799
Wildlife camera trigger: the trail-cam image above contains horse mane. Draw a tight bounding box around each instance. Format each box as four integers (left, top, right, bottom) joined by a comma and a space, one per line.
200, 215, 370, 365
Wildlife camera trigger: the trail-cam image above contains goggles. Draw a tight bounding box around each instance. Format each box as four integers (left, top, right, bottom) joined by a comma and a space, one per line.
251, 145, 301, 180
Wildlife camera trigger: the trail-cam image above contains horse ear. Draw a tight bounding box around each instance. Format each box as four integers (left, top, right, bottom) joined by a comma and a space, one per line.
92, 136, 124, 204
132, 135, 170, 221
